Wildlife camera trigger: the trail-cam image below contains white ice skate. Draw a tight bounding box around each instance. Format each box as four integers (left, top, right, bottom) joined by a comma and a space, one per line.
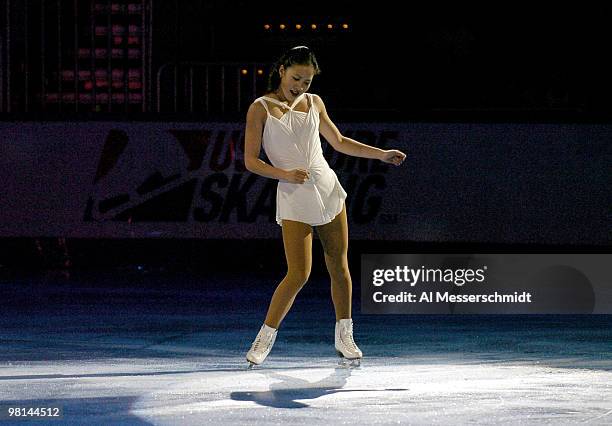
335, 318, 363, 368
246, 323, 278, 369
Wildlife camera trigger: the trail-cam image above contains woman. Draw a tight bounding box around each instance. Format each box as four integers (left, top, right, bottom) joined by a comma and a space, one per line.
243, 46, 406, 367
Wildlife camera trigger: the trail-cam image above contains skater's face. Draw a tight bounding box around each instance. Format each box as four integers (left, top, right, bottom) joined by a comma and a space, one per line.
277, 64, 314, 100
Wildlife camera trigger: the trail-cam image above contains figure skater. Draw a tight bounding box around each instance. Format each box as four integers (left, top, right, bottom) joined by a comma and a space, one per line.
243, 46, 406, 367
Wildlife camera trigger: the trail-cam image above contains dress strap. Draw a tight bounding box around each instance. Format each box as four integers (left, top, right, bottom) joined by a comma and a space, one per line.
261, 93, 306, 110
257, 98, 271, 114
289, 93, 305, 109
261, 96, 291, 109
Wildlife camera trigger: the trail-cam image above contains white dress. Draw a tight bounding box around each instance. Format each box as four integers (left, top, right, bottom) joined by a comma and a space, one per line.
256, 92, 348, 226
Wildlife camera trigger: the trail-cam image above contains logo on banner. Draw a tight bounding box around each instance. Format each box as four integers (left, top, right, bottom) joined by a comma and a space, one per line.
83, 126, 399, 224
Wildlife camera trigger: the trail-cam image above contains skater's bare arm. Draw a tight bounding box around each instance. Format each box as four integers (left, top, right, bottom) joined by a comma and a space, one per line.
314, 94, 385, 160
244, 102, 290, 180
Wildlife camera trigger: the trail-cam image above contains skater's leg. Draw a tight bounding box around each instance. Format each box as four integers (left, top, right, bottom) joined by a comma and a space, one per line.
316, 203, 352, 320
264, 219, 313, 329
317, 204, 362, 363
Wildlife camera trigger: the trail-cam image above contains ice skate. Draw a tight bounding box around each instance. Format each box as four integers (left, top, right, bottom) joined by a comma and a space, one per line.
246, 323, 278, 368
335, 318, 362, 368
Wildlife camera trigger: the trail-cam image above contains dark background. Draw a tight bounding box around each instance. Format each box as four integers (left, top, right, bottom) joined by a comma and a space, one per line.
151, 2, 611, 117
3, 1, 612, 119
0, 2, 609, 273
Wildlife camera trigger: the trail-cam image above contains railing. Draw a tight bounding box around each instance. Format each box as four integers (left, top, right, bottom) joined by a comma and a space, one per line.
0, 0, 153, 114
156, 61, 269, 115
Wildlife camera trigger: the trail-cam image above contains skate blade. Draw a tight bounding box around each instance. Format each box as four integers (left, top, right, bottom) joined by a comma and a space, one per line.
246, 359, 259, 370
335, 350, 362, 368
337, 358, 361, 368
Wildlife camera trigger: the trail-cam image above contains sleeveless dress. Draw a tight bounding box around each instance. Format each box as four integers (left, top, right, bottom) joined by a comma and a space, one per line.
256, 93, 348, 227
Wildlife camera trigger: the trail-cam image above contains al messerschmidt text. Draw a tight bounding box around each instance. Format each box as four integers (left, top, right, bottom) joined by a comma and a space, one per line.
373, 291, 532, 303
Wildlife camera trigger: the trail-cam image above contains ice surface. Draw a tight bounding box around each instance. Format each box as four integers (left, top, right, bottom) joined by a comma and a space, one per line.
1, 269, 611, 425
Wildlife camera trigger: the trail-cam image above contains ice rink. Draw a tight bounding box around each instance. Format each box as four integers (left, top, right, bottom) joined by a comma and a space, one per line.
1, 268, 611, 425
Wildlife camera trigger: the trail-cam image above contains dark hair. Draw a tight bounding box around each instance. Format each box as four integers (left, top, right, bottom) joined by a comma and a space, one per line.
266, 46, 321, 92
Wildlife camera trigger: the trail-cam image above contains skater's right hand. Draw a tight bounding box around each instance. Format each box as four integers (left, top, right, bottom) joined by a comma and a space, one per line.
284, 168, 310, 184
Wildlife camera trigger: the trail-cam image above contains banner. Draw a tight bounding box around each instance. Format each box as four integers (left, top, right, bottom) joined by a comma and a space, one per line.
0, 121, 609, 242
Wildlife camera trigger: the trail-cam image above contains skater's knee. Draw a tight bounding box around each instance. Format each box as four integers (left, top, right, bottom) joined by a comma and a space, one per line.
285, 267, 310, 288
326, 258, 350, 281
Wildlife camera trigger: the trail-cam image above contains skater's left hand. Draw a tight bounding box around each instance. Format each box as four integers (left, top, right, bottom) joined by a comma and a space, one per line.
379, 149, 406, 166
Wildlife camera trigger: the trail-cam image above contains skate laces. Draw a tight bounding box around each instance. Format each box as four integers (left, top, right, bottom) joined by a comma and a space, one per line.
252, 330, 272, 352
341, 323, 358, 350
252, 336, 263, 351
